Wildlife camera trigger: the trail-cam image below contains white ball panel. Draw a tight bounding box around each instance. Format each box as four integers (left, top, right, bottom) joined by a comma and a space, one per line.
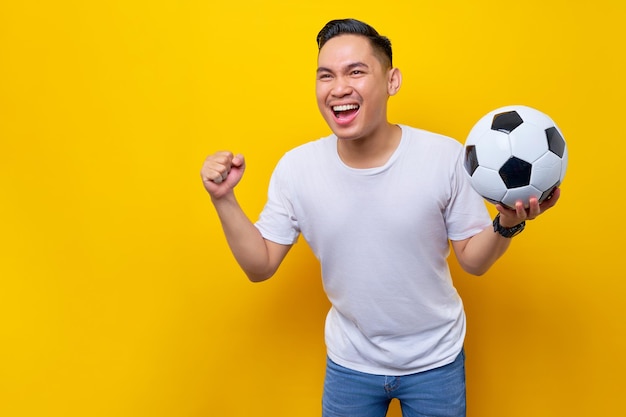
560, 146, 569, 181
515, 105, 555, 130
470, 166, 507, 202
509, 123, 549, 163
474, 130, 511, 170
501, 184, 543, 209
530, 152, 562, 190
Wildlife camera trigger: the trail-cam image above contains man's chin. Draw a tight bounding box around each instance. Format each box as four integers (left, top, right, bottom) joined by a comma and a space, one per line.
330, 124, 362, 141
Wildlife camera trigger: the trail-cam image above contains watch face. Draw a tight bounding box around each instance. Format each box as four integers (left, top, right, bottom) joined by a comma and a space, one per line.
506, 225, 523, 237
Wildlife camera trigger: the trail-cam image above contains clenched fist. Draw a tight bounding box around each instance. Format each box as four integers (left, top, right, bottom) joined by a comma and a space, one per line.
200, 151, 245, 199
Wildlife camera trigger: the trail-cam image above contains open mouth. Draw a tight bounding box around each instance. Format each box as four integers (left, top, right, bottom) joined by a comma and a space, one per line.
332, 104, 360, 120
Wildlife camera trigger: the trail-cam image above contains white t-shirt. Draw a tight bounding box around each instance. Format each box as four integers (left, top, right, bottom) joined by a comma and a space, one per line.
255, 125, 491, 375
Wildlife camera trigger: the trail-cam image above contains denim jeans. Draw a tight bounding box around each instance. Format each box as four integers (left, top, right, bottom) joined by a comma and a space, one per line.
322, 350, 466, 417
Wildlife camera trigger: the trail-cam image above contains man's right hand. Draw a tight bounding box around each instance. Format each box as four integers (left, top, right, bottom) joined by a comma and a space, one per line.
200, 151, 246, 199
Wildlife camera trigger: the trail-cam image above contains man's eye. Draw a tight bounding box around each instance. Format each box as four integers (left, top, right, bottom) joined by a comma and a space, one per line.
318, 74, 332, 80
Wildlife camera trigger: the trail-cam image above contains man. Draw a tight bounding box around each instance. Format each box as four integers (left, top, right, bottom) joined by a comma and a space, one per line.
201, 18, 559, 417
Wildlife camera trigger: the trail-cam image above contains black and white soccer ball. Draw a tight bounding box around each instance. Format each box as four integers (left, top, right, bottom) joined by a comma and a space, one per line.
463, 105, 568, 209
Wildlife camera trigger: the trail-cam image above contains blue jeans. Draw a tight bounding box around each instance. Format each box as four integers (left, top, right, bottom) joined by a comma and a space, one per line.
322, 350, 466, 417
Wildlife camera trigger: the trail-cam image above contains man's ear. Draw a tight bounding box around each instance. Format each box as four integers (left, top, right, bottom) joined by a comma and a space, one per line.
387, 67, 402, 96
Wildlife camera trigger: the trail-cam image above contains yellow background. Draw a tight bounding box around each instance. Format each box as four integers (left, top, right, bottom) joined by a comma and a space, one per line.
1, 1, 624, 416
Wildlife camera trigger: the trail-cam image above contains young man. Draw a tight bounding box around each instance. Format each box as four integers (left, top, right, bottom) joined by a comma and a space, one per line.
201, 19, 559, 417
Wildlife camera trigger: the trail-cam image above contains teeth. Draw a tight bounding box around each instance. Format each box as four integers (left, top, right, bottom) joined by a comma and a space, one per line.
332, 104, 359, 112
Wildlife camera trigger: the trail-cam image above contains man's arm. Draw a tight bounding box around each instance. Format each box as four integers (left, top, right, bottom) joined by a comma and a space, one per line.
201, 152, 291, 282
451, 189, 560, 276
212, 193, 291, 282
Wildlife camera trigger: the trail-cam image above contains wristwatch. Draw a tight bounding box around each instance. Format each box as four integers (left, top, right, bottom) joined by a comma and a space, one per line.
492, 214, 525, 238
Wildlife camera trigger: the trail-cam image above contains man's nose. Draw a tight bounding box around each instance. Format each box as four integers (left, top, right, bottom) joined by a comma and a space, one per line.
331, 77, 353, 97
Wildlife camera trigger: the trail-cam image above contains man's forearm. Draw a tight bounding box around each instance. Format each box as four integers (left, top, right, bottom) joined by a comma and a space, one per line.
212, 193, 277, 281
453, 226, 512, 276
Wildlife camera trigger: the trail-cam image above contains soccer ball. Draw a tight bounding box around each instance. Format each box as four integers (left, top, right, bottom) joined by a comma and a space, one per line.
463, 105, 568, 209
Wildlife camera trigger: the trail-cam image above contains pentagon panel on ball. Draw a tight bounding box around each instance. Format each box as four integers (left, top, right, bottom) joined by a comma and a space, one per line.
463, 105, 568, 209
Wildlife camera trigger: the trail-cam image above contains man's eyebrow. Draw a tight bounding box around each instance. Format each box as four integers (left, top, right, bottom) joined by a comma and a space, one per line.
316, 62, 369, 74
346, 62, 369, 71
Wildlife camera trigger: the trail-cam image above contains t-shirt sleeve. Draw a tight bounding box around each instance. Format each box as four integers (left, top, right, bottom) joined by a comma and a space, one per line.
254, 158, 301, 245
445, 150, 492, 241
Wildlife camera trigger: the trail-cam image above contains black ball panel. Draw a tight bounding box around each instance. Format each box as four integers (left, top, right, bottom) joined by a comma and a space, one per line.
545, 127, 566, 158
464, 145, 479, 175
499, 157, 532, 188
491, 111, 524, 134
539, 182, 560, 203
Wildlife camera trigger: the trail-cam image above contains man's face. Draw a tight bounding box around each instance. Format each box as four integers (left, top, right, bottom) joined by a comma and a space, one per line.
316, 35, 392, 141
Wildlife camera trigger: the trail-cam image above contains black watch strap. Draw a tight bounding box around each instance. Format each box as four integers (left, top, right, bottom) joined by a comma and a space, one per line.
493, 214, 525, 238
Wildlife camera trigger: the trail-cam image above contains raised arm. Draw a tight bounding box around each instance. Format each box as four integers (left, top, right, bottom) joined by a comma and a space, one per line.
201, 152, 291, 282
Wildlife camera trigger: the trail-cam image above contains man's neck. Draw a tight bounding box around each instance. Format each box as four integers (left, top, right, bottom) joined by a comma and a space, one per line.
336, 124, 402, 169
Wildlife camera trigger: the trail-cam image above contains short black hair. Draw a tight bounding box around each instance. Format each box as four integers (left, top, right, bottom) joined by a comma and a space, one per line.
316, 18, 393, 68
